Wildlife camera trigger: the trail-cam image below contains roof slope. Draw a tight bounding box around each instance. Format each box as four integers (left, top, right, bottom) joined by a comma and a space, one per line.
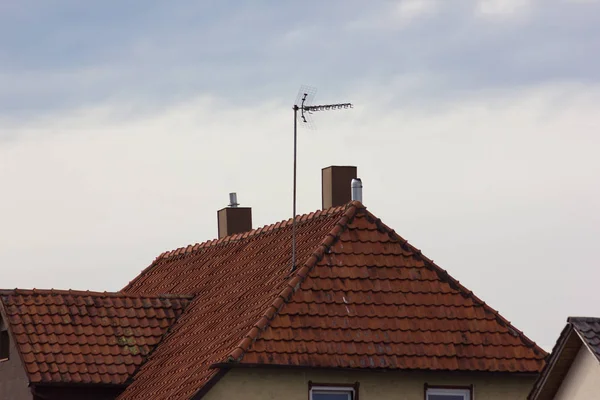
236, 209, 546, 372
119, 202, 546, 400
0, 289, 191, 386
529, 317, 600, 400
119, 206, 348, 399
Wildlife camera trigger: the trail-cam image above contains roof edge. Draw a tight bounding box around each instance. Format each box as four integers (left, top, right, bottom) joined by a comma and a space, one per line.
210, 361, 542, 376
31, 382, 129, 388
0, 288, 194, 299
364, 209, 548, 361
226, 201, 364, 363
567, 316, 600, 326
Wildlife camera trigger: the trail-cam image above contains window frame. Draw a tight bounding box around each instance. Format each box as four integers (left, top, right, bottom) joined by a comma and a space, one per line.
424, 384, 473, 400
308, 381, 360, 400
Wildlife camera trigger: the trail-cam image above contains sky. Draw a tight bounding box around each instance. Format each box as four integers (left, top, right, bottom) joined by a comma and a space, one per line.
1, 0, 599, 351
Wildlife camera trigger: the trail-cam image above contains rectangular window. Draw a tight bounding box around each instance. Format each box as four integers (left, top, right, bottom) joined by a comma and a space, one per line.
309, 382, 359, 400
311, 389, 353, 400
425, 385, 472, 400
0, 330, 9, 360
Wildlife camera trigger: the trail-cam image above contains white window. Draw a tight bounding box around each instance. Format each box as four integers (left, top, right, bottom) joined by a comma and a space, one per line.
426, 387, 471, 400
310, 385, 355, 400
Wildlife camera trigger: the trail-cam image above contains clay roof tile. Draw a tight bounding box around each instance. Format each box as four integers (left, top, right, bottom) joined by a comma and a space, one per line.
0, 290, 192, 386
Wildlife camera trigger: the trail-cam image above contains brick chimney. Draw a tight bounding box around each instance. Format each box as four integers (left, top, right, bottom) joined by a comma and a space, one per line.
217, 193, 252, 239
321, 166, 357, 209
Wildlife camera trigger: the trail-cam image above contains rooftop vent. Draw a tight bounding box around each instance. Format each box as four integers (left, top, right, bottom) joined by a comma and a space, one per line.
351, 178, 363, 202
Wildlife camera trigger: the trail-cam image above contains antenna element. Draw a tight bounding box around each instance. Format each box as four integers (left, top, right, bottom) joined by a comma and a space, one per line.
291, 87, 353, 272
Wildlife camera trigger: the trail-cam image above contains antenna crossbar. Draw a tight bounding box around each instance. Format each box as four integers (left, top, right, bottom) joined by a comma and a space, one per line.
303, 103, 353, 112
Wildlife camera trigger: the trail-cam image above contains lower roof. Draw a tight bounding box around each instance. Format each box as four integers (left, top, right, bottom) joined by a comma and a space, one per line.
0, 289, 191, 386
529, 317, 600, 400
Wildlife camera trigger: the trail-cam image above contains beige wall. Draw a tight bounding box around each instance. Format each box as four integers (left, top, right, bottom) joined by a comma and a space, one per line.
203, 367, 536, 400
0, 337, 32, 400
554, 345, 600, 400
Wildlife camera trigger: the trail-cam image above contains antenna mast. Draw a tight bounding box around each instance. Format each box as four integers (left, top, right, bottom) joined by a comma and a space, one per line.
291, 87, 352, 272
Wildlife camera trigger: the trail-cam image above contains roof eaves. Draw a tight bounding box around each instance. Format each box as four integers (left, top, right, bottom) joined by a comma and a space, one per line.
0, 288, 194, 299
211, 361, 543, 376
367, 210, 548, 360
225, 201, 363, 363
31, 382, 129, 388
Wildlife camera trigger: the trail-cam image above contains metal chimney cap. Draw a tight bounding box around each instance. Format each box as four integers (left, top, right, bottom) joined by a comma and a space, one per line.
351, 178, 363, 202
228, 192, 239, 208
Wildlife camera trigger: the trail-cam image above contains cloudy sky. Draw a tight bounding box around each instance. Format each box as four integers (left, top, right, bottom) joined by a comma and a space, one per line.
1, 0, 599, 350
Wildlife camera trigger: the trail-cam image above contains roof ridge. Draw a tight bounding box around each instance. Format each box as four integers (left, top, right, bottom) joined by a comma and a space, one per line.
226, 201, 363, 363
0, 288, 193, 299
568, 316, 600, 323
122, 204, 349, 292
364, 210, 547, 358
159, 205, 347, 261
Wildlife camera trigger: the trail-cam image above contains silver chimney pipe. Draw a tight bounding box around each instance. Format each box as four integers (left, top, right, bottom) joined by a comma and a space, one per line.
228, 192, 239, 208
351, 178, 363, 202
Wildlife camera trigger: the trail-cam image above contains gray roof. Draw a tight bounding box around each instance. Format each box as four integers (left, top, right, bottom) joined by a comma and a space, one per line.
529, 316, 600, 400
568, 317, 600, 362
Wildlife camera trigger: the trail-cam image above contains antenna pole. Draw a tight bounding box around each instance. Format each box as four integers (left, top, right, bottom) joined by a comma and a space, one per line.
290, 88, 352, 273
292, 104, 298, 271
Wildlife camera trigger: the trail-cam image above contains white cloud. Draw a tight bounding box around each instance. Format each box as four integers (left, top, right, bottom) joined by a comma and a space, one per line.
346, 0, 441, 31
474, 0, 535, 19
394, 0, 440, 22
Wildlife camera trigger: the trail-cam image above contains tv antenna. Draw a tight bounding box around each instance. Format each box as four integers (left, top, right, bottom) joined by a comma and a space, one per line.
291, 86, 353, 272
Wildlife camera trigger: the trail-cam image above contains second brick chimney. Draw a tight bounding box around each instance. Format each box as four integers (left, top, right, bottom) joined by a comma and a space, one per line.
217, 193, 252, 239
321, 166, 357, 209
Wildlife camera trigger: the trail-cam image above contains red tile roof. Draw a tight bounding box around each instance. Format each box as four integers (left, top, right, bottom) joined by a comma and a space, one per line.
0, 289, 191, 385
238, 211, 545, 371
119, 202, 546, 400
119, 205, 348, 399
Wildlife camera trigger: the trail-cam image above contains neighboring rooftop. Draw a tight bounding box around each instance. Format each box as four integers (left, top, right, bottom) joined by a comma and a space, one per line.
0, 289, 191, 385
118, 201, 546, 400
568, 317, 600, 361
528, 316, 600, 400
